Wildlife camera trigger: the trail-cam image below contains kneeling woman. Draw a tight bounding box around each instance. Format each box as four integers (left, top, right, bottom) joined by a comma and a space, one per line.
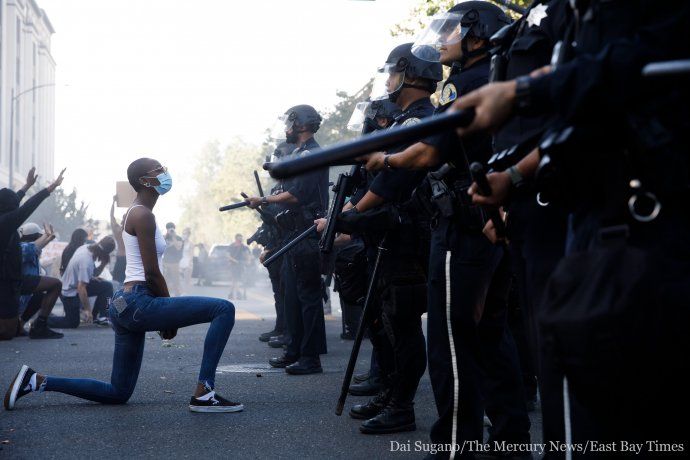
5, 158, 242, 413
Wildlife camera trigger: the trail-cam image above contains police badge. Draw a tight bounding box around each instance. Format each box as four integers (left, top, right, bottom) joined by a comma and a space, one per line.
439, 83, 458, 106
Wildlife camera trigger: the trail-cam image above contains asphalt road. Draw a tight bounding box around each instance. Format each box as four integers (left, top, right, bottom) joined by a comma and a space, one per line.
0, 277, 542, 459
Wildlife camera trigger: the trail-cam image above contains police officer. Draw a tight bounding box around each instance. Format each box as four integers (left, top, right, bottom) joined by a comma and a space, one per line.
247, 105, 329, 375
455, 0, 689, 453
364, 2, 531, 455
487, 0, 570, 443
258, 141, 296, 345
341, 42, 441, 434
338, 99, 402, 396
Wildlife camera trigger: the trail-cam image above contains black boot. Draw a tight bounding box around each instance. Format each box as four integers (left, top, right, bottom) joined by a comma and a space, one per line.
348, 376, 382, 396
285, 356, 323, 375
349, 389, 390, 420
353, 371, 370, 384
29, 317, 64, 339
268, 335, 287, 348
259, 329, 281, 342
359, 400, 416, 434
269, 354, 298, 368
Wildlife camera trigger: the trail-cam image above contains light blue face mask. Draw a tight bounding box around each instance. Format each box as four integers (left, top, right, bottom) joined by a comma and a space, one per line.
152, 171, 173, 195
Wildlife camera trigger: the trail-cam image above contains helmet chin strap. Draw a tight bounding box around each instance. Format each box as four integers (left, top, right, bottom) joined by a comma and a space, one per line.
459, 40, 489, 69
389, 82, 433, 103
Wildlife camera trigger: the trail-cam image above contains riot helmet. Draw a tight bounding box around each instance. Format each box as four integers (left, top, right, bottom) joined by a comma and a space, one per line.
274, 104, 322, 144
412, 1, 511, 65
371, 42, 443, 103
347, 100, 402, 133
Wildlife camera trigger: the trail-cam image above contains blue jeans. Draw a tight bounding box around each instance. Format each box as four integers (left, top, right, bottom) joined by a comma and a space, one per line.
44, 285, 235, 404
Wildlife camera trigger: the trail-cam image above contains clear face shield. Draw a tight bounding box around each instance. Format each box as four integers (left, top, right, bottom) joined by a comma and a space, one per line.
411, 12, 465, 62
269, 113, 297, 140
370, 63, 406, 101
347, 102, 375, 132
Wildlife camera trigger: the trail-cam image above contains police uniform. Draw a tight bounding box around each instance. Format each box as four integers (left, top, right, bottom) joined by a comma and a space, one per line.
422, 55, 530, 449
512, 0, 690, 452
347, 96, 435, 432
490, 0, 570, 444
279, 137, 330, 364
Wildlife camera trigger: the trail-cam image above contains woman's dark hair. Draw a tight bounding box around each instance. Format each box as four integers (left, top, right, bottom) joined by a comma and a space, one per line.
60, 228, 88, 275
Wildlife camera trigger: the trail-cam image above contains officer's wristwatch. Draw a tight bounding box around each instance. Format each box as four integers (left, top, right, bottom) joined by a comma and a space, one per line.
261, 196, 269, 206
506, 165, 525, 187
383, 154, 394, 170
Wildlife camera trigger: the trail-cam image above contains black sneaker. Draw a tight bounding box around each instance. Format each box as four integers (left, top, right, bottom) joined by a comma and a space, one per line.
4, 365, 36, 410
29, 323, 64, 339
189, 390, 244, 413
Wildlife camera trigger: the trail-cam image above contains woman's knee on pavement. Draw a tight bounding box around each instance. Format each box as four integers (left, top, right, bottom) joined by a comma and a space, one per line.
106, 386, 135, 405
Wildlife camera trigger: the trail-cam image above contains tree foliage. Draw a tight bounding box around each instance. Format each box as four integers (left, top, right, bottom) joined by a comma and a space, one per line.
179, 140, 265, 247
27, 186, 89, 241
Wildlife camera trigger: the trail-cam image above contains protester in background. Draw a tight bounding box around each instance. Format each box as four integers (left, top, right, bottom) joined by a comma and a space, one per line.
110, 196, 126, 290
59, 228, 88, 277
179, 228, 193, 294
228, 234, 249, 300
17, 223, 64, 339
194, 243, 208, 286
0, 167, 65, 340
162, 222, 183, 296
48, 236, 116, 328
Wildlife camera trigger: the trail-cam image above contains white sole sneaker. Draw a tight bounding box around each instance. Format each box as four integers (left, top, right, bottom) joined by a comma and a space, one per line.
189, 403, 244, 413
4, 364, 29, 411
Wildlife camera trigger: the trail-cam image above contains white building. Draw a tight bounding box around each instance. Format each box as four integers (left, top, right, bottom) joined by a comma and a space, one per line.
0, 0, 55, 189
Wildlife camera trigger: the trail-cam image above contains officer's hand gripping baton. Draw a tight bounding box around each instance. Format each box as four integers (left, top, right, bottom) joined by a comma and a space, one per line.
320, 165, 360, 254
267, 109, 475, 179
470, 162, 506, 240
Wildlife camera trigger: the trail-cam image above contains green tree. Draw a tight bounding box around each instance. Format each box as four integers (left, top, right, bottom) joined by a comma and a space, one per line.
179, 139, 266, 247
316, 83, 371, 147
27, 186, 89, 241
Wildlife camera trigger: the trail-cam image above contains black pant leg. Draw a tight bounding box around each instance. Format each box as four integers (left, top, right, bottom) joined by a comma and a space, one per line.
290, 240, 326, 358
267, 260, 285, 333
282, 256, 302, 359
48, 295, 81, 328
86, 279, 113, 317
479, 251, 531, 444
427, 223, 502, 448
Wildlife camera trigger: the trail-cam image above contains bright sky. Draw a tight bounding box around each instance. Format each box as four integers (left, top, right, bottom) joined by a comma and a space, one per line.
38, 0, 420, 225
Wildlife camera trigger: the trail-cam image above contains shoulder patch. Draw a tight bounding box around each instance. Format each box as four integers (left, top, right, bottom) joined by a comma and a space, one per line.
402, 117, 421, 126
439, 83, 458, 106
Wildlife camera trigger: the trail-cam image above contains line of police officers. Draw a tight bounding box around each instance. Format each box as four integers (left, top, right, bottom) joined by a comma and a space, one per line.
245, 0, 689, 458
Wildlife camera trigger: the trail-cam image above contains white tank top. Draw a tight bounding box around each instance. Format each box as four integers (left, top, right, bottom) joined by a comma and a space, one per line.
122, 205, 167, 283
